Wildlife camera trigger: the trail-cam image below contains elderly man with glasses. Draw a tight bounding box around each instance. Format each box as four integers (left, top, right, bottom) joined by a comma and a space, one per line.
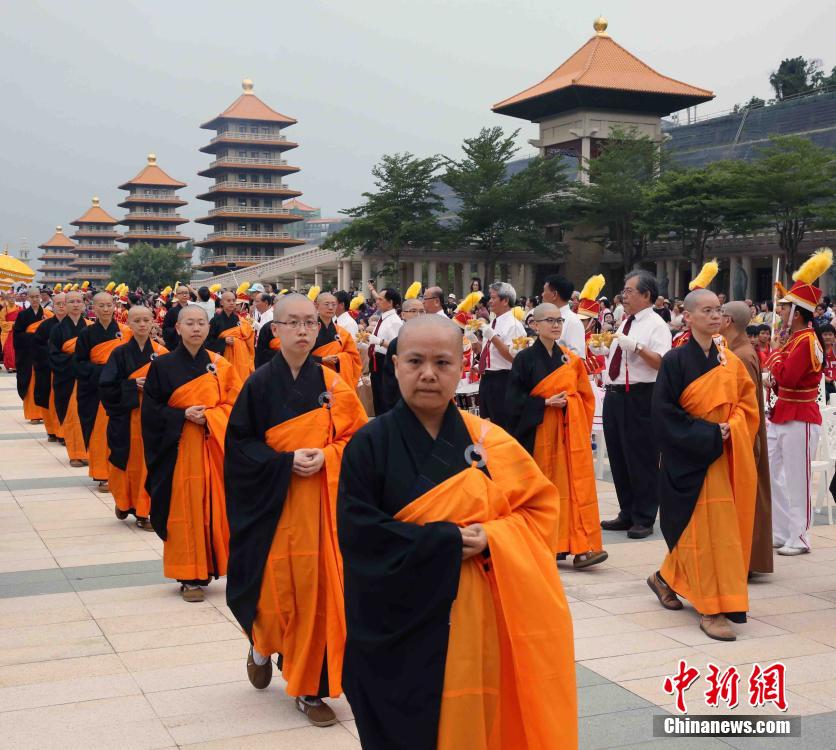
422, 286, 448, 317
597, 270, 672, 539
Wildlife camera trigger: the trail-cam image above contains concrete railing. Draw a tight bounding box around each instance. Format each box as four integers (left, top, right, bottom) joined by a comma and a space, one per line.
191, 245, 340, 287
209, 157, 288, 167
212, 131, 288, 143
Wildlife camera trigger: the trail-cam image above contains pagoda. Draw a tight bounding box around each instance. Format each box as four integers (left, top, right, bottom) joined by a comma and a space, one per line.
37, 226, 77, 287
194, 78, 306, 274
493, 17, 714, 175
69, 197, 122, 286
118, 154, 190, 250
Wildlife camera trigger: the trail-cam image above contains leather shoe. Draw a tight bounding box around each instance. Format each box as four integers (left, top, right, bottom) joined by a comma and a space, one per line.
647, 571, 683, 610
247, 646, 272, 689
628, 525, 653, 539
700, 614, 736, 641
295, 697, 337, 727
601, 517, 631, 531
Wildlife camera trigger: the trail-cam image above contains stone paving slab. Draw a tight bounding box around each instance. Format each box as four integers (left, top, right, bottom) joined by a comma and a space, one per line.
0, 371, 833, 747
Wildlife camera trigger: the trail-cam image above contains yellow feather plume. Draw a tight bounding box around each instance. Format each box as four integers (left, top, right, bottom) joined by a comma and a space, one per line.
689, 259, 719, 291
455, 291, 482, 313
235, 282, 249, 296
579, 274, 605, 301
208, 283, 221, 294
349, 294, 365, 311
53, 283, 62, 292
81, 281, 90, 290
307, 285, 321, 301
792, 248, 833, 285
404, 281, 422, 300
279, 289, 289, 295
512, 306, 525, 321
62, 284, 71, 292
105, 282, 115, 292
161, 286, 172, 296
70, 284, 79, 291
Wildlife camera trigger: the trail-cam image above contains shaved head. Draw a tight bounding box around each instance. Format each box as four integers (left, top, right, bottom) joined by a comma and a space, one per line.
127, 304, 152, 321
66, 291, 83, 302
92, 292, 112, 304
402, 298, 424, 313
273, 293, 316, 320
398, 313, 461, 351
723, 301, 751, 332
178, 304, 208, 322
530, 302, 560, 320
683, 288, 717, 312
316, 292, 336, 304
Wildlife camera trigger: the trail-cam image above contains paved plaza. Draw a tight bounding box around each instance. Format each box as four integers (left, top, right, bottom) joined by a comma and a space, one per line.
0, 371, 835, 749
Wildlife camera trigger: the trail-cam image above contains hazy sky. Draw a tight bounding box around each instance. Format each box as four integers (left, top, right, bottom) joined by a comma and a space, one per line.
1, 0, 833, 264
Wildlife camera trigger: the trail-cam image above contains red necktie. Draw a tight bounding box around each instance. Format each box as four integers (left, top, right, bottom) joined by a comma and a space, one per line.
607, 314, 635, 381
480, 319, 497, 373
369, 316, 384, 371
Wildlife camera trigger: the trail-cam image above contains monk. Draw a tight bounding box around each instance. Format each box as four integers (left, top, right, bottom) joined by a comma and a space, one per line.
99, 306, 168, 531
507, 303, 608, 569
721, 301, 773, 575
311, 292, 362, 388
225, 294, 367, 727
12, 286, 52, 423
648, 289, 758, 642
207, 290, 255, 382
34, 293, 66, 442
49, 291, 90, 467
142, 305, 241, 602
75, 292, 131, 492
338, 314, 577, 750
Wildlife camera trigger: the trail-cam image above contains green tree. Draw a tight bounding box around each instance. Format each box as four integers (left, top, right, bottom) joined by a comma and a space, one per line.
575, 126, 660, 276
733, 96, 766, 113
645, 161, 756, 269
323, 153, 444, 279
743, 135, 836, 275
769, 56, 820, 100
442, 126, 571, 278
109, 242, 190, 290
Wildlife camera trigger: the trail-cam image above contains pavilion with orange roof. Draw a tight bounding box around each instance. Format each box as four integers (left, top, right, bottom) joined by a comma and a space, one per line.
69, 198, 122, 286
195, 78, 306, 274
117, 154, 190, 252
493, 17, 713, 178
37, 226, 78, 287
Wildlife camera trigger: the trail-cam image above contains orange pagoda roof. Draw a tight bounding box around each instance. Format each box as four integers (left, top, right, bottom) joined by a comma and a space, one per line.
201, 79, 297, 130
119, 154, 186, 189
493, 17, 713, 121
284, 198, 316, 212
71, 197, 119, 226
39, 226, 77, 249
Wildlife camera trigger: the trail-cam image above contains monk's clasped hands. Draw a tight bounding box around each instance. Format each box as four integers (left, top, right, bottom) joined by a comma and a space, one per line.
461, 523, 488, 560
292, 448, 325, 477
185, 405, 206, 425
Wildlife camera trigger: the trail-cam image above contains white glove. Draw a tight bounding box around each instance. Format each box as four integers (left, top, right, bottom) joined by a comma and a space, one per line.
589, 344, 609, 356
617, 335, 638, 353
365, 333, 382, 346
464, 331, 478, 344
480, 321, 497, 340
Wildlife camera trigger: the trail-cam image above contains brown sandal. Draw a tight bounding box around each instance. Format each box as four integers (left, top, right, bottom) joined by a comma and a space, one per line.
573, 550, 609, 569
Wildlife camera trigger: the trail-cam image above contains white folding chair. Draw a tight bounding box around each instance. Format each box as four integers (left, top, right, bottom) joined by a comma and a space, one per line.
811, 407, 836, 525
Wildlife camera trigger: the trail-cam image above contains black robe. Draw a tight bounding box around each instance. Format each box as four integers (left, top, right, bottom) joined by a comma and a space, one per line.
99, 339, 158, 471
33, 315, 61, 409
161, 304, 182, 351
337, 401, 487, 750
506, 338, 566, 455
652, 336, 725, 553
224, 354, 325, 637
141, 345, 212, 539
74, 320, 123, 447
254, 322, 276, 369
12, 306, 45, 400
48, 316, 88, 423
206, 311, 241, 355
380, 336, 400, 413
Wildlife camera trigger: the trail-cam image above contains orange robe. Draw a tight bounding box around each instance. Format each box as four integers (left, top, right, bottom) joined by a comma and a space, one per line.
226, 360, 368, 697
339, 404, 577, 750
655, 341, 759, 619
143, 350, 241, 582
312, 323, 363, 388
218, 318, 255, 382
61, 336, 88, 463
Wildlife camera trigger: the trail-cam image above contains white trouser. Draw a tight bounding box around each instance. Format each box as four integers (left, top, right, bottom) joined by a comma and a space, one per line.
767, 419, 821, 549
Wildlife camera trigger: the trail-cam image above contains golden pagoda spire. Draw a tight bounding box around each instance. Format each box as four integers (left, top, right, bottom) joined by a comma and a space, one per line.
56, 225, 63, 233
147, 153, 157, 165
242, 78, 254, 94
92, 196, 100, 206
593, 15, 609, 36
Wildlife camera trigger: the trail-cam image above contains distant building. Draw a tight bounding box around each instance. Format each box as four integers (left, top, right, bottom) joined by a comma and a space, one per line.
118, 154, 190, 252
69, 198, 121, 286
194, 79, 306, 274
37, 226, 77, 287
282, 199, 351, 243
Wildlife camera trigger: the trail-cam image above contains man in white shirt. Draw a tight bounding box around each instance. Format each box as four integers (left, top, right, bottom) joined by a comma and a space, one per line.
542, 275, 585, 357
599, 270, 672, 539
361, 287, 403, 416
252, 292, 273, 337
612, 295, 625, 326
478, 282, 526, 430
422, 286, 449, 318
334, 291, 359, 337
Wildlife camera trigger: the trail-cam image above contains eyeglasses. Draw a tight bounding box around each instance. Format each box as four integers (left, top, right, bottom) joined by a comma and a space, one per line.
275, 320, 319, 330
534, 317, 565, 325
402, 309, 425, 315
621, 288, 637, 296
